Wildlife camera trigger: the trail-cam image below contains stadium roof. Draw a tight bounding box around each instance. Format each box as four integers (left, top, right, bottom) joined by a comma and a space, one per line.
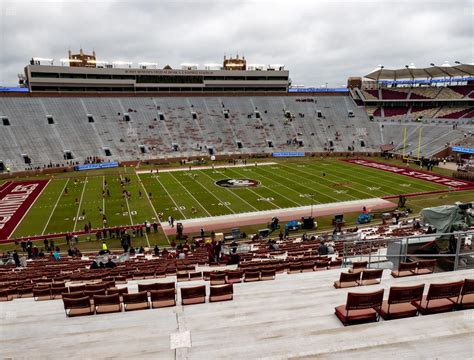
365, 63, 474, 80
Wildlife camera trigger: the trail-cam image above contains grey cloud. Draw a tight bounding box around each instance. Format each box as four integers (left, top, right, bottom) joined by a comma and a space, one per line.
0, 0, 472, 87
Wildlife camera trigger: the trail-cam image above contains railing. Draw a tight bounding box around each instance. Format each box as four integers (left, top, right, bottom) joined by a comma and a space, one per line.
341, 230, 474, 272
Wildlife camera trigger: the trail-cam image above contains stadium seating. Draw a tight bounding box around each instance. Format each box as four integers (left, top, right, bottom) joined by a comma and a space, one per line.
93, 293, 122, 314
334, 272, 361, 288
181, 285, 206, 305
150, 289, 176, 308
379, 284, 424, 320
415, 281, 464, 315
209, 284, 233, 302
348, 261, 368, 274
334, 289, 384, 326
0, 95, 378, 171
63, 296, 94, 317
358, 269, 383, 286
457, 278, 474, 309
123, 291, 150, 311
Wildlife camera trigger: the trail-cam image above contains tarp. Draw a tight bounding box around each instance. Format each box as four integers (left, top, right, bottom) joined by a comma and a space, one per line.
421, 205, 468, 234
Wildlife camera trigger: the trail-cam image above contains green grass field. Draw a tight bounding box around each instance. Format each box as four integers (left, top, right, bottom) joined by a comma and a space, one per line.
10, 158, 449, 240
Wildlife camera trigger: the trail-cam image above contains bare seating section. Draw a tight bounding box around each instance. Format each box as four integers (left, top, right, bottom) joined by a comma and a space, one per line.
334, 279, 473, 326
62, 282, 234, 317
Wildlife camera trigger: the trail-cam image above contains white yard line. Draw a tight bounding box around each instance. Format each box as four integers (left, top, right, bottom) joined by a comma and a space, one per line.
277, 164, 358, 201
73, 177, 88, 232
199, 170, 260, 211
167, 172, 212, 217
119, 175, 134, 226
135, 162, 277, 174
191, 175, 236, 214
42, 179, 69, 235
153, 175, 187, 219
226, 168, 282, 209
256, 165, 321, 205
102, 176, 106, 216
229, 167, 304, 207
135, 173, 169, 244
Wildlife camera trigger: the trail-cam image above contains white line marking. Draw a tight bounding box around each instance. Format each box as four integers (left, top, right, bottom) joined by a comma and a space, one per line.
199, 170, 260, 211
168, 172, 212, 217
42, 179, 69, 235
191, 174, 236, 214
225, 168, 281, 209
136, 162, 277, 174
134, 172, 169, 244
9, 180, 50, 239
73, 177, 88, 232
153, 175, 187, 219
102, 176, 106, 216
256, 165, 320, 205
120, 175, 134, 226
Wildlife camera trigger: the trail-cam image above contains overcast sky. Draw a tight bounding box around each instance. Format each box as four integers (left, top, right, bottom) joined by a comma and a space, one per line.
0, 0, 472, 87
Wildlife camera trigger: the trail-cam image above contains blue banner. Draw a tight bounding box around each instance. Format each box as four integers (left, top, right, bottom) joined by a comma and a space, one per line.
272, 152, 305, 157
378, 76, 474, 86
0, 87, 29, 92
288, 87, 348, 93
452, 146, 474, 154
75, 162, 119, 171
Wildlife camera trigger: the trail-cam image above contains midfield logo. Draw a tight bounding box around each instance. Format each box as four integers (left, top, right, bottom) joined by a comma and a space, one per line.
215, 179, 260, 188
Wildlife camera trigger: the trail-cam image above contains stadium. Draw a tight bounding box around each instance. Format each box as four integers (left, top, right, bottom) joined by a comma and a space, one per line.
1, 2, 473, 358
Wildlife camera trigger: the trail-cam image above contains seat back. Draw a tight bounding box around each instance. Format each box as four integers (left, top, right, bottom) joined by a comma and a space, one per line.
360, 269, 383, 281
138, 283, 160, 293
346, 289, 384, 311
340, 272, 361, 283
426, 281, 464, 301
69, 285, 86, 292
154, 282, 176, 291
351, 261, 368, 270
85, 284, 107, 292
123, 291, 149, 304
398, 262, 417, 272
150, 289, 175, 302
181, 285, 206, 300
93, 293, 121, 306
387, 284, 425, 304
261, 269, 276, 279
210, 284, 233, 297
107, 287, 129, 296
226, 271, 242, 280
177, 272, 190, 281
85, 289, 106, 299
62, 291, 86, 299
63, 296, 91, 310
461, 278, 474, 296
210, 273, 226, 283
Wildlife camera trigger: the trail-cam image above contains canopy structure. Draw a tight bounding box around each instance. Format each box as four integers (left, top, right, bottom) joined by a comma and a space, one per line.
365, 63, 474, 81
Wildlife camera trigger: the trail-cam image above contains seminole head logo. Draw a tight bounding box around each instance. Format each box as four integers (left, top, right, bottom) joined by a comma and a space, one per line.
215, 178, 260, 188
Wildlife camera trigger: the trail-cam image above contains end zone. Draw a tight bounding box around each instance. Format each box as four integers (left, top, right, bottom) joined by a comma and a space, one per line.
0, 180, 49, 240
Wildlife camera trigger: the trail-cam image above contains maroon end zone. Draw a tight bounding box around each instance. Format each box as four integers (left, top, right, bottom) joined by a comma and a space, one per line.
343, 159, 474, 190
0, 180, 49, 240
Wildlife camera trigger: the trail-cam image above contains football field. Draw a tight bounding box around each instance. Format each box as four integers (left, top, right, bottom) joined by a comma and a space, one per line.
6, 158, 454, 240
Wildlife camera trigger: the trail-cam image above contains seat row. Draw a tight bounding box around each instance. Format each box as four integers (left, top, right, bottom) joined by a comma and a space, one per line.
391, 260, 436, 278
62, 284, 234, 317
0, 280, 117, 302
335, 278, 473, 326
334, 269, 383, 288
